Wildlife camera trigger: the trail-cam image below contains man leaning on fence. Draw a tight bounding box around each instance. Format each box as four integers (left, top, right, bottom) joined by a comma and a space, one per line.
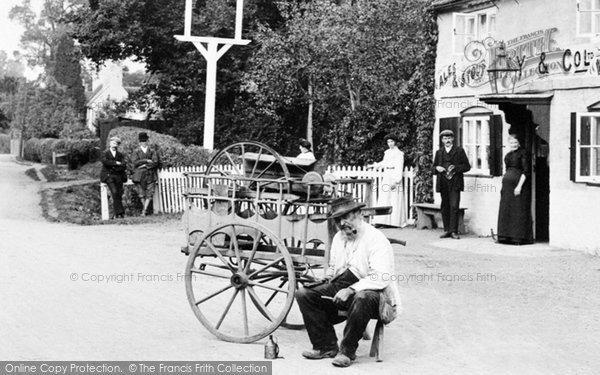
131, 132, 159, 216
100, 137, 127, 219
295, 197, 401, 368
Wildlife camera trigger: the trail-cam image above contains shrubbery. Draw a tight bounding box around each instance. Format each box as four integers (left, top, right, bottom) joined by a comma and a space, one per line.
0, 134, 10, 153
107, 127, 215, 168
21, 137, 100, 169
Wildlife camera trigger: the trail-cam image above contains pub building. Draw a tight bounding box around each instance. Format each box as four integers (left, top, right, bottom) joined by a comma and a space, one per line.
432, 0, 600, 253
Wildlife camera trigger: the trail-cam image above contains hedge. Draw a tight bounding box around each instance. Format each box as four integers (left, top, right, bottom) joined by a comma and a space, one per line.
0, 134, 10, 154
23, 138, 42, 162
21, 137, 100, 169
107, 127, 215, 168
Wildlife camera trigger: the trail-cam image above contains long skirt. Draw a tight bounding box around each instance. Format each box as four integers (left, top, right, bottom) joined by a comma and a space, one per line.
497, 168, 533, 244
372, 175, 406, 227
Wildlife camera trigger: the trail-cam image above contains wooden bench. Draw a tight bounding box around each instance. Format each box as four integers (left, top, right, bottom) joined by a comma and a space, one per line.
413, 202, 467, 234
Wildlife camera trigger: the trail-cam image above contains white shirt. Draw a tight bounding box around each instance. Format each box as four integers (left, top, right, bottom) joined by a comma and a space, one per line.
297, 151, 316, 161
326, 221, 402, 309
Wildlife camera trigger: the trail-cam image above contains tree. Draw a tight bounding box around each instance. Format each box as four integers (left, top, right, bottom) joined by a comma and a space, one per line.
71, 0, 287, 147
247, 0, 434, 163
11, 78, 80, 139
9, 0, 87, 123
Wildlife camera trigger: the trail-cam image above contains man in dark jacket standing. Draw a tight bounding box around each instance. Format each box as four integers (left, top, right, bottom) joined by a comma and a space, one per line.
131, 132, 159, 216
101, 136, 127, 218
433, 129, 471, 239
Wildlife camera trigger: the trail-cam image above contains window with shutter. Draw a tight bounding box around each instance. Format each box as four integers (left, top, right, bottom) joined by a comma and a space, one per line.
572, 112, 600, 182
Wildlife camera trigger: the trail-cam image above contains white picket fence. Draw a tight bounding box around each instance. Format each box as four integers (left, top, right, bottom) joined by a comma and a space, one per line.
101, 165, 416, 222
326, 165, 416, 226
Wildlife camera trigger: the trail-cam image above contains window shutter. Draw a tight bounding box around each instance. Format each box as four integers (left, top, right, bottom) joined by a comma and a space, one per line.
489, 115, 503, 176
439, 117, 462, 147
570, 112, 577, 181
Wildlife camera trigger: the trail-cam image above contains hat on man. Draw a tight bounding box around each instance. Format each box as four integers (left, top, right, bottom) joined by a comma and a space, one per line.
138, 132, 149, 142
109, 136, 121, 144
440, 129, 455, 137
328, 197, 366, 219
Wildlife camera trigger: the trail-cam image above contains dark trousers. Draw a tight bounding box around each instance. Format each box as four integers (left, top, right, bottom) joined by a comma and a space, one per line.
106, 176, 124, 217
440, 188, 461, 233
295, 270, 380, 357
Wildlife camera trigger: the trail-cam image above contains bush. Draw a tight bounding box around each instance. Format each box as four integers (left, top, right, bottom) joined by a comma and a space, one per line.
66, 138, 100, 170
0, 134, 9, 154
23, 138, 42, 162
39, 138, 59, 164
21, 136, 100, 169
107, 127, 215, 168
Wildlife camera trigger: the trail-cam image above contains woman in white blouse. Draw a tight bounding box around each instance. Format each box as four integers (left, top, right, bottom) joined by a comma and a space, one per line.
297, 139, 316, 161
368, 134, 406, 227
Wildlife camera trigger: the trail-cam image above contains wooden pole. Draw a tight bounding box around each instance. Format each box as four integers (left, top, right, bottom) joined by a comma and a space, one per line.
184, 0, 192, 36
203, 43, 218, 150
235, 0, 243, 40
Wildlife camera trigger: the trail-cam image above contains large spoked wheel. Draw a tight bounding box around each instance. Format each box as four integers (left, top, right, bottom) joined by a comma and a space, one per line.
204, 141, 291, 194
185, 221, 297, 343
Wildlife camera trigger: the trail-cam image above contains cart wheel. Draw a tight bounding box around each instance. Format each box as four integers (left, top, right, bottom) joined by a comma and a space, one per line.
204, 141, 291, 193
185, 221, 296, 343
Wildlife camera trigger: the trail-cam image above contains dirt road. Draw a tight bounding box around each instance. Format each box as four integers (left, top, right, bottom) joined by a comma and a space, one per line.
1, 154, 599, 374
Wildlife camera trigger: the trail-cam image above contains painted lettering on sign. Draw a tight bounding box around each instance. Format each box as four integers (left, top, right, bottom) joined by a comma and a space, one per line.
436, 28, 560, 90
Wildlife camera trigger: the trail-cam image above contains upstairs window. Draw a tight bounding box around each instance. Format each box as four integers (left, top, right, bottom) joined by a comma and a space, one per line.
452, 9, 497, 55
577, 0, 600, 36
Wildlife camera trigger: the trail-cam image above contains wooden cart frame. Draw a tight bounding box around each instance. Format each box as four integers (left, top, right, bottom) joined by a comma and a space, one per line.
181, 141, 396, 343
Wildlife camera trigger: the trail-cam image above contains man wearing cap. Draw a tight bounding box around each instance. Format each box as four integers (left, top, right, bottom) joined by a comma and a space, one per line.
131, 132, 159, 216
433, 129, 471, 239
296, 197, 401, 367
101, 137, 127, 218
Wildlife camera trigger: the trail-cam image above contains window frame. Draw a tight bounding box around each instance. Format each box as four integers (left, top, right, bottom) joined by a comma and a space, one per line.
577, 0, 600, 36
575, 112, 600, 183
461, 114, 491, 175
452, 8, 497, 55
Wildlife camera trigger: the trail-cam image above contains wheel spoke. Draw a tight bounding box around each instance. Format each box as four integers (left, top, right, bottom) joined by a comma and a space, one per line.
248, 280, 289, 294
244, 235, 260, 273
190, 268, 231, 279
224, 151, 241, 176
230, 225, 242, 271
248, 256, 285, 278
215, 289, 239, 330
204, 239, 236, 272
247, 286, 275, 322
240, 289, 249, 336
196, 284, 233, 305
249, 147, 263, 179
265, 280, 287, 306
254, 159, 276, 180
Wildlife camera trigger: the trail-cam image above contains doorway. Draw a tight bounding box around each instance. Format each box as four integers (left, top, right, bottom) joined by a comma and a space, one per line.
497, 102, 550, 242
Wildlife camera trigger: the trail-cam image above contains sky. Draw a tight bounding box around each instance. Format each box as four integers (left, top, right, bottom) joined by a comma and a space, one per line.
0, 0, 44, 79
0, 0, 145, 80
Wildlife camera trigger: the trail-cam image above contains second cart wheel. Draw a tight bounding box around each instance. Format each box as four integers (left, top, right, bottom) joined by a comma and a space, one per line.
204, 141, 291, 194
185, 221, 296, 343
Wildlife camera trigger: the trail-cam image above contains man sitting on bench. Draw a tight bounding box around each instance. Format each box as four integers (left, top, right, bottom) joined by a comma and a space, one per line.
296, 197, 401, 367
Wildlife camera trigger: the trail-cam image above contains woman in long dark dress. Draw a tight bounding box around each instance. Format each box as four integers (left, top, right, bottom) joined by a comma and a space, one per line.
497, 134, 533, 244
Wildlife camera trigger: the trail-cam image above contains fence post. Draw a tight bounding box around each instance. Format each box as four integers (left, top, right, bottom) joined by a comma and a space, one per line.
100, 183, 109, 220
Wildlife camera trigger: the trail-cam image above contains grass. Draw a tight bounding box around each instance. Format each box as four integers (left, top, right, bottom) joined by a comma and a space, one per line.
40, 163, 100, 182
25, 168, 40, 181
41, 183, 102, 225
41, 180, 181, 225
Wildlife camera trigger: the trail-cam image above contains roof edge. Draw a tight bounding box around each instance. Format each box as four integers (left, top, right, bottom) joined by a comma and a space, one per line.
432, 0, 498, 13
